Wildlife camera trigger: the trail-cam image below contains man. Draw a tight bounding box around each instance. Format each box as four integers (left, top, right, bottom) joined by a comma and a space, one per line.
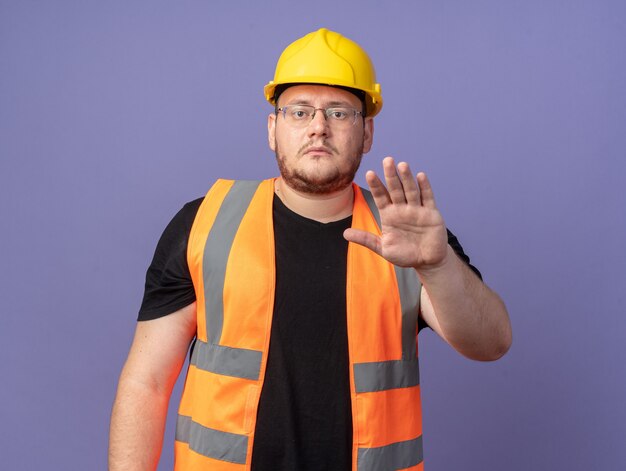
109, 28, 511, 471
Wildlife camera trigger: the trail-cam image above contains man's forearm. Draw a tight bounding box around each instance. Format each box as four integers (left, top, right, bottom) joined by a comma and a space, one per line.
108, 377, 170, 471
418, 245, 512, 361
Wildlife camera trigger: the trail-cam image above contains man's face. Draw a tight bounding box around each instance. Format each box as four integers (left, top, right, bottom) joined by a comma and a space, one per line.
268, 84, 373, 195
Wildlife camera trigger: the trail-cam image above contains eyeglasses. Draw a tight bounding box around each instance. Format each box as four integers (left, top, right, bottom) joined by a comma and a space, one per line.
277, 105, 363, 128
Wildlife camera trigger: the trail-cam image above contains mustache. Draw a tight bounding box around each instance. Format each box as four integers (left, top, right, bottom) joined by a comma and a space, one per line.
296, 141, 339, 157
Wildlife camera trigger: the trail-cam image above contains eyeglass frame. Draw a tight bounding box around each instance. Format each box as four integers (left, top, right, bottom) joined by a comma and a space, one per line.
276, 104, 364, 127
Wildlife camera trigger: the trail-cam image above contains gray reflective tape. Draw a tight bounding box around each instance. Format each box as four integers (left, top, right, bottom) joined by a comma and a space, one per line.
191, 339, 262, 380
176, 414, 248, 464
353, 359, 420, 393
357, 435, 423, 471
361, 186, 421, 361
361, 187, 381, 228
175, 413, 192, 442
395, 265, 420, 360
203, 180, 261, 344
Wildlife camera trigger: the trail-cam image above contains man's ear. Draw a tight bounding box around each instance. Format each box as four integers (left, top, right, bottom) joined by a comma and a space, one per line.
268, 113, 276, 151
362, 117, 374, 154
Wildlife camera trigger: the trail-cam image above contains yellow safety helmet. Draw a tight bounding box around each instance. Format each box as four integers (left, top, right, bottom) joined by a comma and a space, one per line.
264, 28, 382, 117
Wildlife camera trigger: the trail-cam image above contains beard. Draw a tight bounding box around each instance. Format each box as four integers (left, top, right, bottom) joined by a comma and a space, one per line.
275, 139, 364, 195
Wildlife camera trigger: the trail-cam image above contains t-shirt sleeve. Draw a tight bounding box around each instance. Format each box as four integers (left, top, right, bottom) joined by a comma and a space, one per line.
446, 228, 482, 280
418, 228, 482, 331
137, 197, 204, 321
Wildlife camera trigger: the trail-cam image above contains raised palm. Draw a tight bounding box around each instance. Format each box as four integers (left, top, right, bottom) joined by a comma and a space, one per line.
344, 157, 448, 270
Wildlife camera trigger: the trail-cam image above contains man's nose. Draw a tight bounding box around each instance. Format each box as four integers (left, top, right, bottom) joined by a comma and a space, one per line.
307, 109, 329, 136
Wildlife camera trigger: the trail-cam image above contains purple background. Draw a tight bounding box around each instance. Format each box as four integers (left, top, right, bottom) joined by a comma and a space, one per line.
1, 1, 625, 470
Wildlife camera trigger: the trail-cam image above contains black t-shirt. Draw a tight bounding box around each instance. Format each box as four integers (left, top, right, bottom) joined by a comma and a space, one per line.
139, 194, 481, 470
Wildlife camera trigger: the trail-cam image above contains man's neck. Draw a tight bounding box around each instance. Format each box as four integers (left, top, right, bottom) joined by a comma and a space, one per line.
274, 177, 354, 223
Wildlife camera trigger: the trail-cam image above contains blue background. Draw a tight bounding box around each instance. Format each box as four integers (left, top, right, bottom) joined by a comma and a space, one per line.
1, 1, 625, 469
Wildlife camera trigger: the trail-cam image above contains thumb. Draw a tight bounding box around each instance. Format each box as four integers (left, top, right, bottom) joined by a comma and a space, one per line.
343, 228, 382, 256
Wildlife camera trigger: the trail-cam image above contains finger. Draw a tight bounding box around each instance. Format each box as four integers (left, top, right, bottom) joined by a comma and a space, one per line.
417, 172, 437, 209
397, 161, 421, 205
382, 157, 407, 204
365, 170, 392, 209
343, 228, 382, 256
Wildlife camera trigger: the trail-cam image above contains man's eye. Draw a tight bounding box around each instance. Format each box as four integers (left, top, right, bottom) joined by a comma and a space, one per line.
330, 110, 348, 120
291, 109, 308, 119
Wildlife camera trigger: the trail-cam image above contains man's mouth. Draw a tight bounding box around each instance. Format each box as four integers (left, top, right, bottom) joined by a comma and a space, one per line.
302, 146, 334, 156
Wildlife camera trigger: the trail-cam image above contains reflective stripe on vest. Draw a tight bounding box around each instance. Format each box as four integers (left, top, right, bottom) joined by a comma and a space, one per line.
176, 179, 423, 471
176, 414, 248, 465
203, 180, 261, 345
361, 188, 421, 363
190, 340, 262, 381
358, 435, 424, 471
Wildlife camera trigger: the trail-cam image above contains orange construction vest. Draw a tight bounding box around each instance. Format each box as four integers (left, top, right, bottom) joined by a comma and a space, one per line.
175, 178, 423, 471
